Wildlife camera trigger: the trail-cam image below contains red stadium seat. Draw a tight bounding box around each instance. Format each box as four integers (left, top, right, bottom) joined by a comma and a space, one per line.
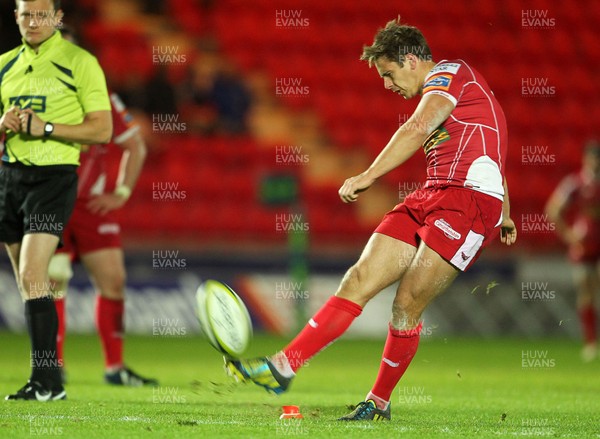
82, 0, 594, 246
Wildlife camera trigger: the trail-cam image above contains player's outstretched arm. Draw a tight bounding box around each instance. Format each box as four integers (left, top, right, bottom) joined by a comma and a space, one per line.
339, 94, 455, 203
500, 178, 517, 246
19, 109, 112, 144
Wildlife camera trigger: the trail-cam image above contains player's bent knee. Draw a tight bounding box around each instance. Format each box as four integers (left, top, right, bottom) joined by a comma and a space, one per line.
337, 264, 372, 302
48, 253, 73, 282
98, 271, 126, 299
113, 270, 127, 291
348, 263, 366, 286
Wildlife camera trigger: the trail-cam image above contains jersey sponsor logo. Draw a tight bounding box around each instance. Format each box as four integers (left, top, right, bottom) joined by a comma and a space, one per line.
428, 62, 461, 75
434, 218, 462, 240
8, 95, 46, 112
423, 127, 450, 153
423, 74, 452, 93
98, 223, 120, 235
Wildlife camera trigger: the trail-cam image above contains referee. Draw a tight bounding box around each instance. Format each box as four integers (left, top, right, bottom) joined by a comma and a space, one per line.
0, 0, 111, 400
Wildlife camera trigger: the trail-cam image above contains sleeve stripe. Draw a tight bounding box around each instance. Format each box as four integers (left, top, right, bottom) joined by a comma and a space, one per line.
0, 48, 24, 87
51, 61, 73, 78
57, 77, 77, 93
423, 90, 457, 106
114, 125, 140, 144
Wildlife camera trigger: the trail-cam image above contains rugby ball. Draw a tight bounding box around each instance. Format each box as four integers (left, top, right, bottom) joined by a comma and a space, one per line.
196, 280, 253, 357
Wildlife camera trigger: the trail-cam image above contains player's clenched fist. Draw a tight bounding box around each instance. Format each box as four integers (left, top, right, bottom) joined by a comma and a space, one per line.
339, 172, 376, 203
0, 106, 23, 133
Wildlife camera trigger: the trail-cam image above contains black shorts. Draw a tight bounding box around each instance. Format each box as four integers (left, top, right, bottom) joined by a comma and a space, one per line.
0, 162, 78, 244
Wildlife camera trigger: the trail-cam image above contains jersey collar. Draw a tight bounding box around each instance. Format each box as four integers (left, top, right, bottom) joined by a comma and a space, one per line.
21, 30, 62, 57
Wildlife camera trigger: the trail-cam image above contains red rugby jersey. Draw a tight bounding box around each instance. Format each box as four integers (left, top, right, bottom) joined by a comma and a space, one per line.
555, 171, 600, 261
77, 92, 139, 200
421, 59, 507, 201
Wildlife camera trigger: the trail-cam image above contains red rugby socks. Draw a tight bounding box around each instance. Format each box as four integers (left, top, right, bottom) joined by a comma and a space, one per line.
96, 296, 125, 370
281, 296, 363, 373
369, 322, 423, 409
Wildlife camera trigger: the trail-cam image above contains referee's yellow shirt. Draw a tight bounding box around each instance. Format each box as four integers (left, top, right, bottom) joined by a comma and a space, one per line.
0, 31, 111, 166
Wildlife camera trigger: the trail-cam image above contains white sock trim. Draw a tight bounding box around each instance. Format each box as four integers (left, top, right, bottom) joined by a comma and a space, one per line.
366, 391, 390, 410
270, 351, 296, 378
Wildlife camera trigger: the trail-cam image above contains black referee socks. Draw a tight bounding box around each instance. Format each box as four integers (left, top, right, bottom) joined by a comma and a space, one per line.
25, 297, 62, 391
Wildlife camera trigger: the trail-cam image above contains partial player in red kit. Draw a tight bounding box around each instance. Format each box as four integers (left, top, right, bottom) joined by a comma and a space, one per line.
48, 27, 155, 386
48, 88, 156, 386
225, 19, 517, 420
546, 140, 600, 362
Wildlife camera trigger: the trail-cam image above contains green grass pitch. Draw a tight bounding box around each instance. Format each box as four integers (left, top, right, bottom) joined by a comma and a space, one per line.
0, 332, 597, 438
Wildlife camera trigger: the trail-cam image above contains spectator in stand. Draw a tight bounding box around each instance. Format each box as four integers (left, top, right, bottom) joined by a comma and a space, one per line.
210, 60, 252, 134
184, 51, 252, 135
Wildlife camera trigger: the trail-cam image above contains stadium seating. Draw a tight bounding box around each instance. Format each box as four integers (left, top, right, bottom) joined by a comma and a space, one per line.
83, 1, 597, 249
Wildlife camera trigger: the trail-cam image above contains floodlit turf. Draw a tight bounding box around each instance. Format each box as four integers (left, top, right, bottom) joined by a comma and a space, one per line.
0, 332, 598, 438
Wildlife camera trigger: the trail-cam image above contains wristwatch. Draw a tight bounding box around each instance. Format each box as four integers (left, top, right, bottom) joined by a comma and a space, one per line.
43, 122, 54, 137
